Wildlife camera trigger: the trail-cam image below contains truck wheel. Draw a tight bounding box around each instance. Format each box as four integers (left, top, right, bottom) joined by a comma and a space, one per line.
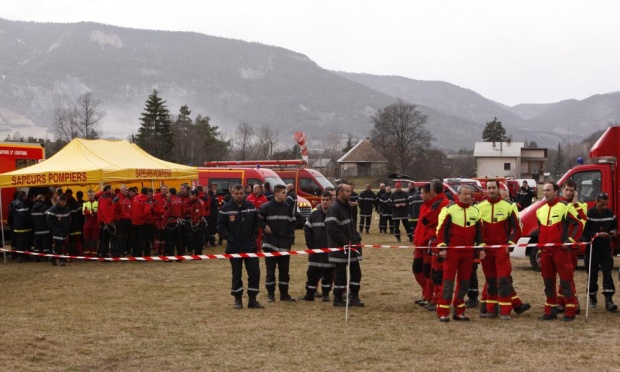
529, 246, 541, 271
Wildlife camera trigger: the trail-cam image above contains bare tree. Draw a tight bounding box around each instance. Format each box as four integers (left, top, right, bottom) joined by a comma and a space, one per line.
232, 122, 256, 160
255, 125, 278, 159
55, 108, 80, 142
370, 100, 433, 174
54, 92, 105, 141
75, 92, 104, 138
322, 133, 343, 160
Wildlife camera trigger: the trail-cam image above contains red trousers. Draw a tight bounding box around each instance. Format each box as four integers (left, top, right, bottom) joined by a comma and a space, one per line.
480, 248, 513, 315
428, 248, 444, 304
480, 280, 525, 311
413, 248, 426, 295
437, 249, 474, 317
557, 247, 579, 307
541, 248, 577, 316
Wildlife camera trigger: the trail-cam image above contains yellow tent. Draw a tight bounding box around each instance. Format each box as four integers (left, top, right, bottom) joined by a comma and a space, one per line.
0, 138, 197, 187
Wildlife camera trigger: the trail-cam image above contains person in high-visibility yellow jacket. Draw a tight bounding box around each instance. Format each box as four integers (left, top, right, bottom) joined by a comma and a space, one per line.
435, 186, 485, 322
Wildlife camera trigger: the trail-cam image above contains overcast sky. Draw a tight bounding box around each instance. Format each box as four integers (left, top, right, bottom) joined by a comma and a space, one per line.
4, 0, 620, 106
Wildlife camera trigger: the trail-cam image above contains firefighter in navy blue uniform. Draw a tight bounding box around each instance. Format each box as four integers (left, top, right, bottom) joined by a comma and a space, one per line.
349, 183, 359, 231
217, 184, 263, 309
376, 183, 386, 213
303, 190, 335, 302
31, 194, 51, 258
583, 192, 618, 311
46, 195, 71, 266
358, 184, 376, 234
207, 184, 220, 247
260, 184, 297, 302
408, 184, 423, 235
326, 183, 364, 307
263, 182, 274, 202
8, 191, 33, 262
390, 182, 413, 242
379, 186, 393, 234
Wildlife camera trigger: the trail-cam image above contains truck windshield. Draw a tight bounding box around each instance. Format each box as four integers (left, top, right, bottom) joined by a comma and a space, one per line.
314, 174, 333, 189
265, 176, 286, 188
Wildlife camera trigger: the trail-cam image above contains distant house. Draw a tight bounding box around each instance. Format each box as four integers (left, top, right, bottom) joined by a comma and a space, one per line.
473, 141, 547, 182
310, 158, 336, 177
337, 139, 388, 178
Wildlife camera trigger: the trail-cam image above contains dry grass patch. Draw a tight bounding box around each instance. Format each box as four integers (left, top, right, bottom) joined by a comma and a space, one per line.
2, 225, 620, 371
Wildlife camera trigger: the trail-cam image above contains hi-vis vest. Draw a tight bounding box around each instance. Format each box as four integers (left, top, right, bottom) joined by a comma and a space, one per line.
536, 197, 582, 249
477, 198, 521, 245
436, 201, 483, 248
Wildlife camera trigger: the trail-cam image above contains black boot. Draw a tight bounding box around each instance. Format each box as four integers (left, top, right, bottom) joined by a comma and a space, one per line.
303, 291, 315, 301
349, 294, 365, 307
539, 307, 558, 320
359, 226, 364, 234
333, 295, 346, 307
588, 295, 598, 309
605, 296, 618, 312
233, 297, 243, 309
267, 291, 276, 302
248, 296, 264, 309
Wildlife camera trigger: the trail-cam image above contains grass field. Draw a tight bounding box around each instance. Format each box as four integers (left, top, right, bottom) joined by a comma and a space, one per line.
3, 223, 620, 371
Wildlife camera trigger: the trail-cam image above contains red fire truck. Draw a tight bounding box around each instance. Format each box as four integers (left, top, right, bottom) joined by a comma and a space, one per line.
515, 126, 620, 270
204, 160, 333, 208
0, 142, 46, 241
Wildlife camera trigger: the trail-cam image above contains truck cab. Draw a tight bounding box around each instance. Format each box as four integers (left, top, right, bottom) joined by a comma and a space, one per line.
203, 160, 333, 209
198, 164, 313, 220
1, 142, 46, 243
515, 126, 619, 270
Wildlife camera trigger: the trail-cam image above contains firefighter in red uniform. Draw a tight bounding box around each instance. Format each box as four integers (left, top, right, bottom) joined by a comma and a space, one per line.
477, 179, 530, 319
185, 189, 207, 255
557, 179, 587, 313
247, 184, 268, 252
131, 187, 152, 257
97, 185, 119, 258
416, 180, 451, 311
436, 186, 485, 322
152, 185, 169, 255
196, 185, 212, 250
113, 186, 132, 255
163, 188, 185, 257
412, 183, 442, 306
537, 182, 583, 321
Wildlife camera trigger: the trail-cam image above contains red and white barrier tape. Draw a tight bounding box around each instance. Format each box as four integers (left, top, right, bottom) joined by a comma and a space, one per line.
355, 242, 589, 249
0, 247, 351, 262
1, 241, 590, 262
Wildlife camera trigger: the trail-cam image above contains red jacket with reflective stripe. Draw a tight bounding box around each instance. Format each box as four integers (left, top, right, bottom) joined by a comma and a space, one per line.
436, 201, 483, 248
536, 197, 583, 250
413, 193, 450, 246
477, 197, 521, 245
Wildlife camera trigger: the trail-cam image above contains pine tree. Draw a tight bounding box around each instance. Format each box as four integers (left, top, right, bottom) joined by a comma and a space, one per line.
552, 142, 567, 180
195, 114, 229, 162
135, 90, 174, 160
342, 133, 355, 154
482, 117, 508, 142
